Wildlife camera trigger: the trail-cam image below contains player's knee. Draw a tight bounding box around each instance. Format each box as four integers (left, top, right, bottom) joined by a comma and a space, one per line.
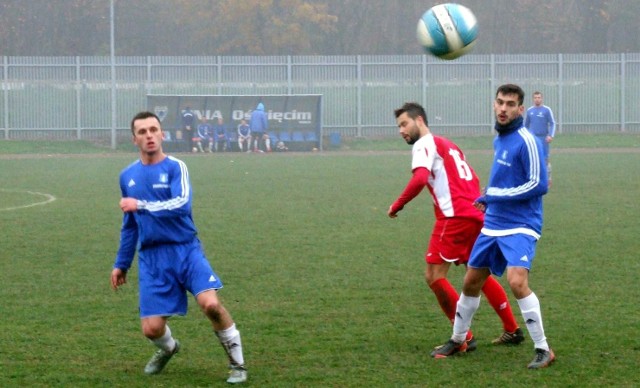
507, 278, 529, 298
142, 323, 166, 339
425, 270, 444, 287
200, 298, 225, 317
425, 261, 451, 286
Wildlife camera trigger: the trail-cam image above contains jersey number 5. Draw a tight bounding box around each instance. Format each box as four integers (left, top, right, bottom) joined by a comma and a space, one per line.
449, 149, 473, 181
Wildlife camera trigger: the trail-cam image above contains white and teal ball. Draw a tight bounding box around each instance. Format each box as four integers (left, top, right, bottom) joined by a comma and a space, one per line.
417, 3, 478, 60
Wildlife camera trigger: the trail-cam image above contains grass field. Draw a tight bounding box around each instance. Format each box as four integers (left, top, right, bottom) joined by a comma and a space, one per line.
1, 136, 639, 387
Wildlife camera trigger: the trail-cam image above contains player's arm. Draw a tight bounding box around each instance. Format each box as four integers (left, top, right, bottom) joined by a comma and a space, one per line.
114, 218, 136, 270
115, 194, 138, 269
113, 180, 137, 271
388, 167, 428, 218
547, 108, 556, 140
112, 208, 138, 291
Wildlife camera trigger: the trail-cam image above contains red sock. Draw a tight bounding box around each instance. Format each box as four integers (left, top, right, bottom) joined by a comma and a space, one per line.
481, 276, 519, 332
430, 278, 473, 341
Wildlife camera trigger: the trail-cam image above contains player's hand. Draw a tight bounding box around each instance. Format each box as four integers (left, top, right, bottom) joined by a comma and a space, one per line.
473, 196, 487, 213
546, 135, 553, 143
119, 197, 138, 212
110, 268, 127, 290
387, 205, 398, 218
473, 202, 486, 213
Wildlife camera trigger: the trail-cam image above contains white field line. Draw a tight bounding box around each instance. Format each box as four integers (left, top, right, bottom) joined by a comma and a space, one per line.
0, 189, 57, 211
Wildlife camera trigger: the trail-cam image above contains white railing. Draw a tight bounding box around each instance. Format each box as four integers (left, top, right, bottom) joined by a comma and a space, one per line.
2, 53, 639, 144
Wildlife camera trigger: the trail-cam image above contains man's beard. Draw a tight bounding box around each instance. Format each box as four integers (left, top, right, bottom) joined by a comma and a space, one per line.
405, 127, 420, 144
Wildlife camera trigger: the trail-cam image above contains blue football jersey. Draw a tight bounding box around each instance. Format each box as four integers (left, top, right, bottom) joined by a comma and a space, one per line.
482, 127, 548, 238
114, 155, 197, 270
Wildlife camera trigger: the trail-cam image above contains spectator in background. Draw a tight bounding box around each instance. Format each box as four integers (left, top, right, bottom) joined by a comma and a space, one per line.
524, 91, 556, 187
196, 116, 213, 153
275, 141, 288, 152
213, 117, 229, 152
237, 119, 251, 152
261, 132, 272, 152
249, 102, 270, 152
181, 106, 195, 152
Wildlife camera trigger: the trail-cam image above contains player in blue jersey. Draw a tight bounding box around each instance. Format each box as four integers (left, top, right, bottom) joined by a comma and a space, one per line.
110, 111, 247, 384
196, 116, 213, 152
524, 91, 556, 187
213, 117, 229, 152
431, 84, 554, 369
237, 119, 252, 152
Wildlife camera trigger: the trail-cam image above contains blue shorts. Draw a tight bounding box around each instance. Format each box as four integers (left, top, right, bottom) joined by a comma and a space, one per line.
468, 233, 538, 276
137, 240, 223, 318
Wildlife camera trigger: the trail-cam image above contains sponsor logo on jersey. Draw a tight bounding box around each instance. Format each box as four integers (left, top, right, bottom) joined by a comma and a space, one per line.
153, 173, 170, 189
497, 150, 512, 167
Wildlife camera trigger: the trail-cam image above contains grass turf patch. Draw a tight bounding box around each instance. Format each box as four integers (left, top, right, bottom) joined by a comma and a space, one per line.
0, 149, 638, 386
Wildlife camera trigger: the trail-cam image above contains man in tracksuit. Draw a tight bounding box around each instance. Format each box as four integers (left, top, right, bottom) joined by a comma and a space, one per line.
525, 91, 556, 187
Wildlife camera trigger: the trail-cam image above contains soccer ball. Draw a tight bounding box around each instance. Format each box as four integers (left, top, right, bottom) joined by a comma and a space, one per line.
416, 3, 478, 60
192, 147, 198, 153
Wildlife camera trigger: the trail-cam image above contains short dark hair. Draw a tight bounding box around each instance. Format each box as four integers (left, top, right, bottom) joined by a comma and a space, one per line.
496, 84, 525, 105
394, 102, 428, 126
130, 111, 161, 134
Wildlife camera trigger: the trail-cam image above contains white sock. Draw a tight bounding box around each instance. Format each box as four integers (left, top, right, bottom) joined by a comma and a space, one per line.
216, 323, 245, 367
151, 325, 177, 353
517, 292, 549, 351
452, 293, 481, 343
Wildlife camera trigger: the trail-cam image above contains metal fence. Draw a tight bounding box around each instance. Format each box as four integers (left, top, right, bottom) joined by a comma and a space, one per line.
2, 53, 640, 145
